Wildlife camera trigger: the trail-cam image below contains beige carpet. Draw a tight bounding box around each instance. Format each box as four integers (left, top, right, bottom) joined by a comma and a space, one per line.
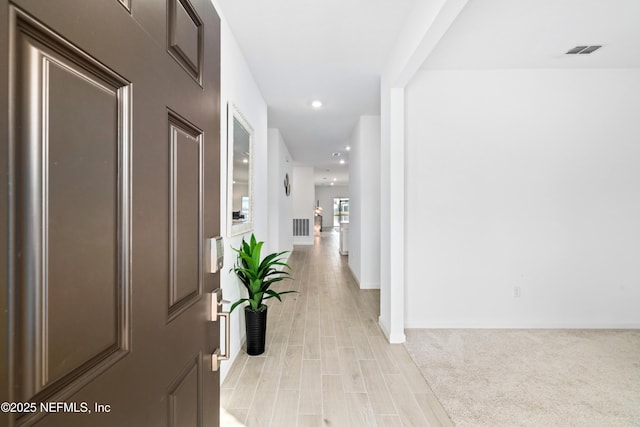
404, 329, 640, 427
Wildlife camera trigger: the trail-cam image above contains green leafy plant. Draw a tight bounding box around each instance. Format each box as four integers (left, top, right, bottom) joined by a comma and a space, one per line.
229, 234, 296, 313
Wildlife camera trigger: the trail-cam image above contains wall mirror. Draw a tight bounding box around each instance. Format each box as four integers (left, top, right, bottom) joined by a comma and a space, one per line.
227, 104, 254, 236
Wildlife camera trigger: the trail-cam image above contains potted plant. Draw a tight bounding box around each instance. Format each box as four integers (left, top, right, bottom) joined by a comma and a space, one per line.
230, 234, 296, 355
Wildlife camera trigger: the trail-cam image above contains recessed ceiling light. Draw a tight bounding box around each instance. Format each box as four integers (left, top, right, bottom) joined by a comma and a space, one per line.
333, 178, 337, 182
345, 146, 351, 151
311, 100, 322, 108
243, 158, 248, 163
339, 159, 345, 164
330, 182, 334, 186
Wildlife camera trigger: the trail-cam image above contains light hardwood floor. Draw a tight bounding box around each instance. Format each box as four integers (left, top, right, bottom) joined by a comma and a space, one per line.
221, 232, 453, 427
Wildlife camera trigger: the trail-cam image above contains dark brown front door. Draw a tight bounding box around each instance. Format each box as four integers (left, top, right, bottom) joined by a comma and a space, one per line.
0, 0, 221, 425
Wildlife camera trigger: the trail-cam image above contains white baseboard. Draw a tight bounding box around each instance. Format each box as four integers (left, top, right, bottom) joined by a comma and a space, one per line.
348, 265, 380, 289
404, 320, 640, 329
293, 236, 314, 246
348, 264, 360, 285
379, 316, 406, 343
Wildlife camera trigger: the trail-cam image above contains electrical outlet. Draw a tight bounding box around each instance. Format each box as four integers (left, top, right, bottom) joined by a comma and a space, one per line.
514, 286, 521, 298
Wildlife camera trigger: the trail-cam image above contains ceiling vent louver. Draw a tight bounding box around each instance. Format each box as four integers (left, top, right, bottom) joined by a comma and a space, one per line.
566, 45, 602, 55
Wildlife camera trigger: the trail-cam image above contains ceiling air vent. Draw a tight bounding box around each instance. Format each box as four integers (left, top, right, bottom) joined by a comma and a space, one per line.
566, 45, 602, 55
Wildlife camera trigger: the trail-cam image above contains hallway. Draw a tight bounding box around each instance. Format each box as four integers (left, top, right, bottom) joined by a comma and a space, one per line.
221, 232, 452, 426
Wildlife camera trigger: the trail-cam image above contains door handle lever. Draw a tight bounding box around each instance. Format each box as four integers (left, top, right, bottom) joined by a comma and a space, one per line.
210, 289, 230, 371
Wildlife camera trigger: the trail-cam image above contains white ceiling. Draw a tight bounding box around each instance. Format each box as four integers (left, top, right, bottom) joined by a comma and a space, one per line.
216, 0, 416, 185
217, 0, 640, 186
423, 0, 640, 70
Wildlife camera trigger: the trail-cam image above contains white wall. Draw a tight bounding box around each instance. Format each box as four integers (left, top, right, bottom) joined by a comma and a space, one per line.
315, 185, 349, 230
292, 166, 315, 245
348, 116, 381, 289
405, 68, 640, 328
268, 128, 294, 254
217, 10, 268, 381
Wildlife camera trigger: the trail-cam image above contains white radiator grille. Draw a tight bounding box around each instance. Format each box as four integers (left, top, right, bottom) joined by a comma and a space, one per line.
293, 218, 310, 236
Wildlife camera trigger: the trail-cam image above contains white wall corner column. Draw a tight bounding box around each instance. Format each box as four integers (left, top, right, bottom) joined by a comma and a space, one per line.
379, 78, 392, 341
379, 88, 406, 343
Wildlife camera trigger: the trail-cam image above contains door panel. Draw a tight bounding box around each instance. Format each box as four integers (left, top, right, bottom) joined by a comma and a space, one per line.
46, 45, 123, 391
168, 0, 203, 84
11, 8, 132, 404
168, 354, 202, 427
2, 0, 221, 425
169, 113, 203, 319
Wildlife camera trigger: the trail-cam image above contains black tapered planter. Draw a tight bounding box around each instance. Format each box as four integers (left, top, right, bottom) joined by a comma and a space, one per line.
245, 305, 267, 355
